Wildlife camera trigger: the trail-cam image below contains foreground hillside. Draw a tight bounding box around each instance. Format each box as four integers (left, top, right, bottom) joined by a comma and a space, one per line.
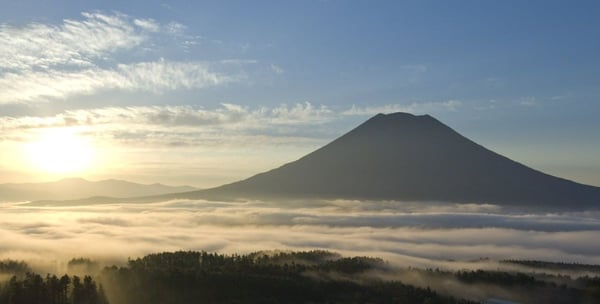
1, 251, 599, 304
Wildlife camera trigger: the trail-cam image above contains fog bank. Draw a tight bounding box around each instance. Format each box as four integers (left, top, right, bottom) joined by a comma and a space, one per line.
1, 199, 600, 273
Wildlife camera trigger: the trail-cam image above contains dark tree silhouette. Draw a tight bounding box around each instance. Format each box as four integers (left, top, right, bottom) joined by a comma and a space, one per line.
0, 273, 107, 304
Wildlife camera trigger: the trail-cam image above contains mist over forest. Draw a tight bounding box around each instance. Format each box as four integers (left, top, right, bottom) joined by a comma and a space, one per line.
2, 249, 599, 304
1, 198, 600, 303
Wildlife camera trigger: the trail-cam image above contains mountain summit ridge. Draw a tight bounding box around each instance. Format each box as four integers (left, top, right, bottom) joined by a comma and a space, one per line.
195, 112, 599, 207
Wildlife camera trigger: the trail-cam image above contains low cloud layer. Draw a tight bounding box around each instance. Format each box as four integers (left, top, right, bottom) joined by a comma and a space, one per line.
1, 199, 599, 273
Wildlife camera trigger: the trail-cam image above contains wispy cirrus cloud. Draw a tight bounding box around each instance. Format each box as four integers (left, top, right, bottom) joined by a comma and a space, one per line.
0, 60, 235, 103
0, 12, 151, 70
0, 12, 243, 104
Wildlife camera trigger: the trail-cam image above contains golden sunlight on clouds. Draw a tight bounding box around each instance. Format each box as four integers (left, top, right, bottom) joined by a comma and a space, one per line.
24, 128, 96, 175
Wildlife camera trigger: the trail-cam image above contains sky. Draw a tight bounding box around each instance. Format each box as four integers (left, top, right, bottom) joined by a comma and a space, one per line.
0, 0, 599, 188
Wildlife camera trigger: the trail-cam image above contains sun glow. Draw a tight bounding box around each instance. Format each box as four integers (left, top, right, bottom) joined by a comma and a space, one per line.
25, 128, 96, 175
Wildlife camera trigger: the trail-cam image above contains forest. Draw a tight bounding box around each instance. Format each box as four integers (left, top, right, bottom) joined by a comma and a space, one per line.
1, 251, 599, 304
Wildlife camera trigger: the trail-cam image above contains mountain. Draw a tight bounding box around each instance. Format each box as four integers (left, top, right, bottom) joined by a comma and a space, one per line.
0, 178, 196, 202
176, 112, 599, 207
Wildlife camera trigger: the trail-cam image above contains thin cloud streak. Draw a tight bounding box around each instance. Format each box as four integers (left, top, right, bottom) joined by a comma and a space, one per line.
0, 103, 334, 131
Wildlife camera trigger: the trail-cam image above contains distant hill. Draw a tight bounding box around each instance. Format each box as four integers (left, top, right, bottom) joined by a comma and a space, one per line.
0, 178, 196, 202
174, 112, 600, 208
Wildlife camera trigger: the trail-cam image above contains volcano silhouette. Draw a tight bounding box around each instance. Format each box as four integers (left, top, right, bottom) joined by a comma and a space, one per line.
189, 112, 599, 207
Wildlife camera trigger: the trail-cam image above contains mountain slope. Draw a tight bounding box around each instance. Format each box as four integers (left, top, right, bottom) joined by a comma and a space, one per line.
0, 178, 196, 202
189, 112, 600, 207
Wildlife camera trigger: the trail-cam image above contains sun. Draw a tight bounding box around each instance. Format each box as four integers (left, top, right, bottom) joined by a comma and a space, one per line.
25, 128, 95, 175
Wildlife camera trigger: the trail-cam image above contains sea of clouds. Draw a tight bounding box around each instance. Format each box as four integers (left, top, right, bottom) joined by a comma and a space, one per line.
1, 199, 600, 273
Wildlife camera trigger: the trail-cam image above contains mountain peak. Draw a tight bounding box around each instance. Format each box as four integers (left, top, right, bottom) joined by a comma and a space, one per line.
196, 113, 600, 208
374, 111, 427, 118
369, 112, 431, 121
360, 112, 440, 130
